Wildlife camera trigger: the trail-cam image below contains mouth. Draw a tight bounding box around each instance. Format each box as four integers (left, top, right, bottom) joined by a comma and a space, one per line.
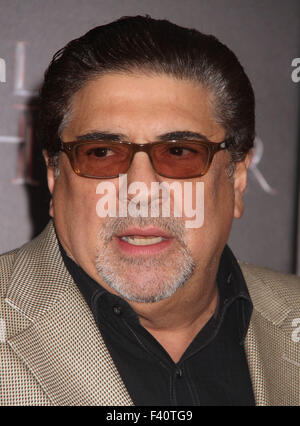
120, 235, 166, 246
114, 227, 174, 255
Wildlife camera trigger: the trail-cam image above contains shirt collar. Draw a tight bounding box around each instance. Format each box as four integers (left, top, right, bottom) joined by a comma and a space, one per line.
216, 245, 253, 342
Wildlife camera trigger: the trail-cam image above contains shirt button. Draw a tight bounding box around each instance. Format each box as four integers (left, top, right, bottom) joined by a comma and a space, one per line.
175, 368, 183, 378
113, 305, 122, 315
226, 273, 232, 285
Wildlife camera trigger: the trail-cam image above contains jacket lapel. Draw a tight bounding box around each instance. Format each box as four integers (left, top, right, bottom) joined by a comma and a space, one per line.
5, 221, 133, 406
241, 263, 300, 406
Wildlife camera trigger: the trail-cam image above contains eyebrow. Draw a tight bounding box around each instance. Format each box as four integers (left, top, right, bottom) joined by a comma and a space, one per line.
76, 131, 126, 142
75, 130, 210, 143
157, 131, 210, 142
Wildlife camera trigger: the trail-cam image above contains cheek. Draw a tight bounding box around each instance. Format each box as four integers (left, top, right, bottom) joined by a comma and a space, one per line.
54, 176, 99, 220
185, 170, 235, 266
205, 174, 234, 225
52, 169, 104, 257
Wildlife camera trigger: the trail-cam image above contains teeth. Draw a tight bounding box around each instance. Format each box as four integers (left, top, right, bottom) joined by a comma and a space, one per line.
121, 236, 165, 246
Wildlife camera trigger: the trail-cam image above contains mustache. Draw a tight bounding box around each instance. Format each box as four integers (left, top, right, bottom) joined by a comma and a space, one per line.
98, 216, 186, 243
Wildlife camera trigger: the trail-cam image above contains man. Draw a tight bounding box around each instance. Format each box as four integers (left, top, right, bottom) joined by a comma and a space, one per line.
1, 15, 299, 406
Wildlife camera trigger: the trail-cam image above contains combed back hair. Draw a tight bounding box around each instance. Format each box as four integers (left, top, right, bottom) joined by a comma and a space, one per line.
38, 15, 255, 161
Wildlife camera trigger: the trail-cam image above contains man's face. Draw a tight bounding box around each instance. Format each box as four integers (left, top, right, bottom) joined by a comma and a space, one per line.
47, 72, 249, 304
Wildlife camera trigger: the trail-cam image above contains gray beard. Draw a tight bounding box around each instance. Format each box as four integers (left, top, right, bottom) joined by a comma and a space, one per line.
95, 217, 195, 303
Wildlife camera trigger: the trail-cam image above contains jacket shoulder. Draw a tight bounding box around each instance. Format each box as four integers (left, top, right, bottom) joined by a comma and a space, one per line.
0, 222, 56, 299
239, 261, 300, 308
0, 248, 19, 298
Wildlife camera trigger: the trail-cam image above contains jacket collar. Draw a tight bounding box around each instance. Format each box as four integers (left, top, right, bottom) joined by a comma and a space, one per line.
239, 262, 292, 327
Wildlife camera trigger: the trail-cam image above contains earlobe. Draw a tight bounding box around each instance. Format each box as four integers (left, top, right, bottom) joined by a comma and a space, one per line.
233, 150, 252, 219
43, 150, 56, 217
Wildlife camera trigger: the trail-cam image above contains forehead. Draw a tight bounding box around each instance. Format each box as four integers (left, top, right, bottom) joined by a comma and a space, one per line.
62, 72, 224, 141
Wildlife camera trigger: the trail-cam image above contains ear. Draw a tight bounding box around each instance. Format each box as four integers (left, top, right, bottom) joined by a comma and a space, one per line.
43, 150, 56, 218
233, 150, 252, 219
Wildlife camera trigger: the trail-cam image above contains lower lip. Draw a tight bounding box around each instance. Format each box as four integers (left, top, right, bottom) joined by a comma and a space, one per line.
115, 236, 174, 256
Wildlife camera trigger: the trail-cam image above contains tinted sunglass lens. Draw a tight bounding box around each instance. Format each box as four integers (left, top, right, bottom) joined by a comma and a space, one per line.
152, 142, 209, 178
75, 142, 131, 177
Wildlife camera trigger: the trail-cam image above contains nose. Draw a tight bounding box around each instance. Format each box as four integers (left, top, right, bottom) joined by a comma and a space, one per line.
119, 151, 162, 211
127, 150, 162, 188
128, 151, 159, 180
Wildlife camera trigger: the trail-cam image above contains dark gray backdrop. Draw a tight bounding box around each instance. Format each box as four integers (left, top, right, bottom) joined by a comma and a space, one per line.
0, 0, 299, 274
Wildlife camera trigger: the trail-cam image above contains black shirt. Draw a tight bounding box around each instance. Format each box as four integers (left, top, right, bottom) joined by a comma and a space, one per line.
59, 242, 255, 406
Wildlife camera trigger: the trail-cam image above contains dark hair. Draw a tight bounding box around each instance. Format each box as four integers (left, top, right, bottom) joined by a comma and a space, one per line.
38, 15, 255, 161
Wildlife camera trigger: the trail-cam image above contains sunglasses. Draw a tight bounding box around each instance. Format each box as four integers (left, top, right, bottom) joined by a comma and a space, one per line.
60, 138, 231, 179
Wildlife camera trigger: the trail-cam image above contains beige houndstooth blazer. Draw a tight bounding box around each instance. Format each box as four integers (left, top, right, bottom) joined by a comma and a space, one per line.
1, 221, 300, 406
